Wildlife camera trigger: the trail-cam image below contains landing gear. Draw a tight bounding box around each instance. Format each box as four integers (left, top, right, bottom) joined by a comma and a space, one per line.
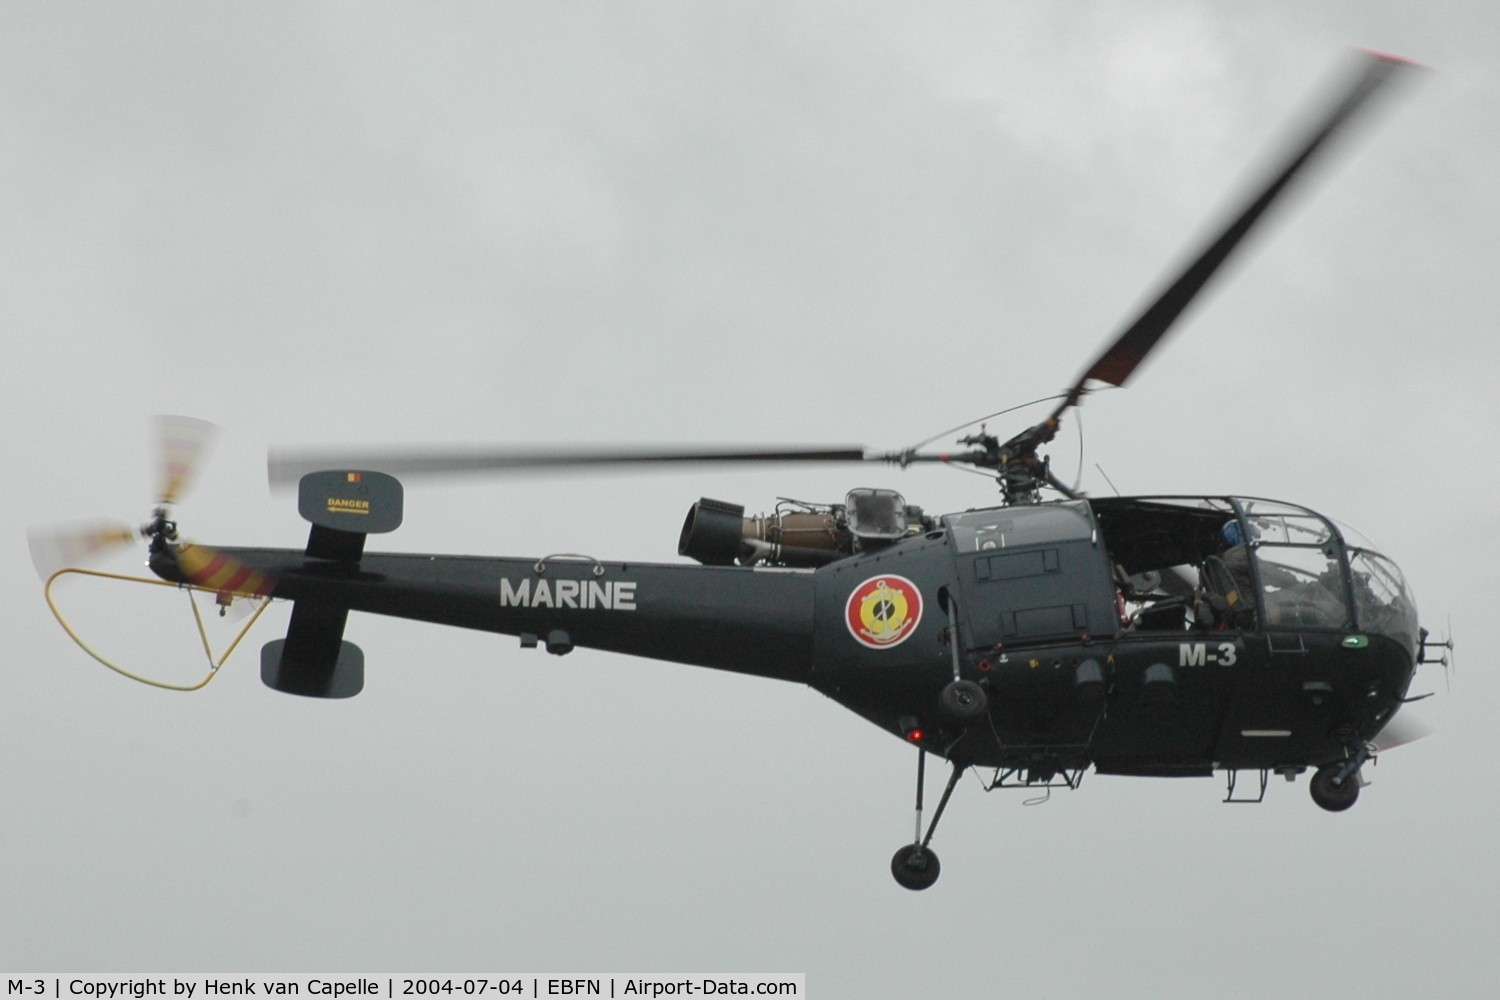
891, 843, 940, 891
939, 679, 987, 722
1309, 763, 1361, 811
891, 749, 963, 891
1310, 742, 1372, 813
895, 596, 977, 889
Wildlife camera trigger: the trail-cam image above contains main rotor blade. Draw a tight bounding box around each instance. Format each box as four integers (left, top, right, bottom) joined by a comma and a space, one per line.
268, 444, 873, 487
1057, 50, 1415, 413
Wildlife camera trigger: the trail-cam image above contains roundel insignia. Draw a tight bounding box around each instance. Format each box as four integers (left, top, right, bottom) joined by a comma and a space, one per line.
845, 575, 923, 650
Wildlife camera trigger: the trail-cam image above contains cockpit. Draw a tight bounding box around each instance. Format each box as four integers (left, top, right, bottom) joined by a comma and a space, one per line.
1089, 497, 1419, 657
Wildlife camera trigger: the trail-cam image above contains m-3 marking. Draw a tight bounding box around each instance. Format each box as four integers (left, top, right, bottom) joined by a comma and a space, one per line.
1180, 642, 1238, 667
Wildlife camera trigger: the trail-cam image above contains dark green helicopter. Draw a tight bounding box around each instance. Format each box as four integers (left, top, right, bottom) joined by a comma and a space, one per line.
32, 52, 1446, 891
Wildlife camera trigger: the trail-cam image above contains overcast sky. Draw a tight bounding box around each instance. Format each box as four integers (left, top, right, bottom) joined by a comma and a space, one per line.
3, 3, 1497, 996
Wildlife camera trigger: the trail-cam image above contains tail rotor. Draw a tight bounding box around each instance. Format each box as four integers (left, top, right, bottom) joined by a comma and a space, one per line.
27, 415, 221, 580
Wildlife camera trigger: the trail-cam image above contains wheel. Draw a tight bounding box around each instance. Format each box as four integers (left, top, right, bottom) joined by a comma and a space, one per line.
1310, 764, 1360, 812
939, 680, 988, 723
890, 843, 941, 891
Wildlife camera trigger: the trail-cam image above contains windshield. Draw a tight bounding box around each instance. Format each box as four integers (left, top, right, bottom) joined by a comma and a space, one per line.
1238, 503, 1418, 652
1333, 520, 1420, 657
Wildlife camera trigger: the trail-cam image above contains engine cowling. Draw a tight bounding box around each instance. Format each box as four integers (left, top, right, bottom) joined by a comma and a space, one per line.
679, 492, 924, 568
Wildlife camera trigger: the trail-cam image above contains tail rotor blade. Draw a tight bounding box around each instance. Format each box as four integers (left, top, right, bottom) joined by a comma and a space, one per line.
27, 521, 138, 581
156, 415, 219, 505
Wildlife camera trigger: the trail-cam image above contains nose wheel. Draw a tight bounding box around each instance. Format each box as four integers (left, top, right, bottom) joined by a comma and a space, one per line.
1310, 764, 1360, 811
1310, 740, 1373, 812
891, 749, 964, 891
1310, 757, 1366, 812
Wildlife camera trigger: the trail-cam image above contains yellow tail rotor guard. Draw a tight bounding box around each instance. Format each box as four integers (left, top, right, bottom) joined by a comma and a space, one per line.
43, 567, 274, 691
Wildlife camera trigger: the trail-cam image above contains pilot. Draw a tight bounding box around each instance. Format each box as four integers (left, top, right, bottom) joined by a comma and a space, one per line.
1219, 520, 1254, 586
1200, 520, 1257, 628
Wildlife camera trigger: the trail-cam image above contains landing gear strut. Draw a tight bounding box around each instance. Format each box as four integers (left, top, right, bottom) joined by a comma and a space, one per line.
891, 749, 964, 891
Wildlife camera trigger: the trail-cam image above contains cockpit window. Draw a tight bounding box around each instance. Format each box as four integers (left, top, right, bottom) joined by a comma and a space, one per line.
1348, 549, 1419, 656
1238, 498, 1334, 545
1237, 498, 1348, 630
1254, 544, 1348, 630
1331, 519, 1420, 655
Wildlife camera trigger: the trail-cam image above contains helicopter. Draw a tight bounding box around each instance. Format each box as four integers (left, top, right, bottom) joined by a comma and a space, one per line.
29, 50, 1448, 891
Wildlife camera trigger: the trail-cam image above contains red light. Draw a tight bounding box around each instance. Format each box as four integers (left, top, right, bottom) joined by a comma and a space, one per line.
906, 729, 924, 742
